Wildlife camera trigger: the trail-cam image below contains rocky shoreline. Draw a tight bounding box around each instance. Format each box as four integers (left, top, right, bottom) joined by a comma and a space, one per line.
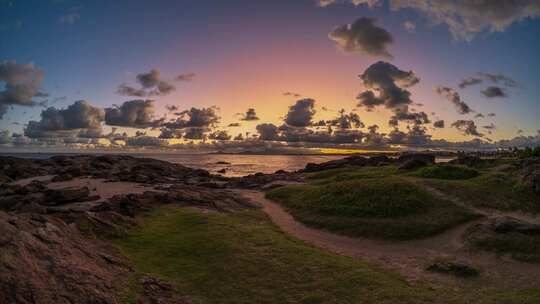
1, 153, 539, 303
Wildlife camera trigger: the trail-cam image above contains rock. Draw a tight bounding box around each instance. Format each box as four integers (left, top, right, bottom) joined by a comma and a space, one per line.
398, 159, 429, 171
303, 156, 370, 172
44, 187, 96, 205
492, 217, 540, 235
274, 169, 288, 174
449, 155, 484, 167
397, 153, 435, 165
137, 275, 190, 304
0, 211, 130, 304
51, 173, 73, 182
426, 261, 479, 277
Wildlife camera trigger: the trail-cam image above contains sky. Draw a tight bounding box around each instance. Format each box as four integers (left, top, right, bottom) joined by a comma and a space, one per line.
1, 0, 540, 151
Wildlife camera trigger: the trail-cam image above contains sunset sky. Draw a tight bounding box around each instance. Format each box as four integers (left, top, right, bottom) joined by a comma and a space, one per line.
1, 0, 540, 151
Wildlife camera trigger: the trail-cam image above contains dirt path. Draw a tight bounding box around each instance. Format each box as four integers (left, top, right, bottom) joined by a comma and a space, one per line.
237, 189, 540, 288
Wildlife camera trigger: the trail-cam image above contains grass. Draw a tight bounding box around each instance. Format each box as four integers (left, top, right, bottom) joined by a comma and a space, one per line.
114, 206, 443, 304
266, 177, 479, 240
412, 165, 479, 180
113, 206, 540, 304
472, 233, 540, 263
305, 165, 398, 184
421, 172, 540, 213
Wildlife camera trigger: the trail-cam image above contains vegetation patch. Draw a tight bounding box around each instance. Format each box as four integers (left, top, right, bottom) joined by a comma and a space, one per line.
114, 206, 449, 304
305, 165, 398, 184
267, 178, 479, 240
421, 173, 540, 213
472, 233, 540, 263
412, 165, 479, 180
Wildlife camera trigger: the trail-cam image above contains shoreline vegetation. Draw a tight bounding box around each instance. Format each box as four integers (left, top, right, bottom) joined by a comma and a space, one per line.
1, 151, 540, 303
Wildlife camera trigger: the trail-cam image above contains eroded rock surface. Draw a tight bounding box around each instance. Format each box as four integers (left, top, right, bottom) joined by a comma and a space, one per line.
0, 211, 130, 304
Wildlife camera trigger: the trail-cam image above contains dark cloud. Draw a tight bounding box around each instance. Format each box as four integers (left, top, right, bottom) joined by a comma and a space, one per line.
451, 120, 483, 137
175, 73, 196, 82
487, 113, 496, 117
283, 92, 302, 98
317, 0, 379, 7
117, 69, 176, 97
390, 0, 540, 41
433, 120, 445, 128
390, 109, 430, 126
164, 107, 220, 129
435, 86, 473, 114
483, 123, 496, 130
116, 84, 146, 97
329, 17, 393, 58
209, 130, 232, 141
228, 122, 241, 127
474, 113, 484, 118
25, 100, 104, 138
240, 108, 259, 121
105, 100, 160, 128
158, 128, 183, 139
160, 107, 220, 141
126, 135, 169, 147
481, 86, 507, 98
284, 99, 316, 127
458, 77, 483, 89
166, 104, 179, 112
322, 1, 540, 41
479, 72, 517, 87
0, 60, 46, 119
184, 127, 207, 140
357, 61, 419, 112
256, 123, 279, 141
326, 109, 364, 129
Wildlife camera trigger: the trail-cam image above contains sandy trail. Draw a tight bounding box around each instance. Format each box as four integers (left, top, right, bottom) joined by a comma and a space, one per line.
237, 189, 540, 288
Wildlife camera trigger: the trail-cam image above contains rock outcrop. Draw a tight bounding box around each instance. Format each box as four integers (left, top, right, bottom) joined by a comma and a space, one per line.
0, 211, 130, 304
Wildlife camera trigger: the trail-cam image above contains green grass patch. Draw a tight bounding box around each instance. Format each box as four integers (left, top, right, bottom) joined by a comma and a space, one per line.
113, 207, 447, 304
412, 165, 479, 180
267, 178, 479, 240
421, 173, 539, 213
472, 233, 540, 263
305, 166, 398, 184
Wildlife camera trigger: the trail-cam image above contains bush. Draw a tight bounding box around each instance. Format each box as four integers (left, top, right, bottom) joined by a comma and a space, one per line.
413, 165, 479, 180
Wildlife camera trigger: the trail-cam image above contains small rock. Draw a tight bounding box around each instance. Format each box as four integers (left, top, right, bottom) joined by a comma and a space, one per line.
426, 261, 479, 277
492, 217, 540, 235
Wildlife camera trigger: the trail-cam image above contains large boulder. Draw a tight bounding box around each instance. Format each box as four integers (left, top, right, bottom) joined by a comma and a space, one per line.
449, 155, 484, 167
0, 211, 130, 304
397, 153, 435, 164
